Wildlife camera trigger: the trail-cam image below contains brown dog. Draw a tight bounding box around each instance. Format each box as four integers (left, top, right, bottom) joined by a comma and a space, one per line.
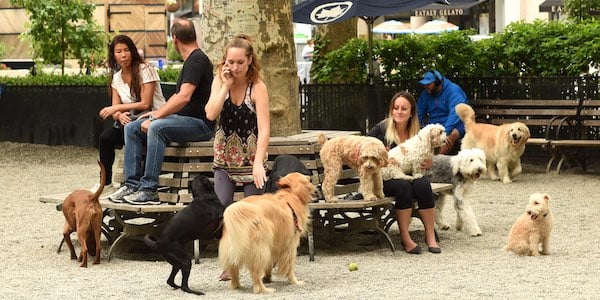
456, 103, 530, 183
318, 134, 388, 202
61, 160, 105, 267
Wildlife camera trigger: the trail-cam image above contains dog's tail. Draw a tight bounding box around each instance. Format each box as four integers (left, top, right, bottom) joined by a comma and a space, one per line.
143, 234, 160, 252
219, 202, 272, 268
455, 103, 475, 128
92, 160, 106, 201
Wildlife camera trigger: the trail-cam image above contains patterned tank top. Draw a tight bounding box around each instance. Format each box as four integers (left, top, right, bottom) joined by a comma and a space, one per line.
213, 84, 264, 183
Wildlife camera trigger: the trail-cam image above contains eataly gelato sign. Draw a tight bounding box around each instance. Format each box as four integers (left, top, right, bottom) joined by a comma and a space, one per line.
414, 8, 465, 17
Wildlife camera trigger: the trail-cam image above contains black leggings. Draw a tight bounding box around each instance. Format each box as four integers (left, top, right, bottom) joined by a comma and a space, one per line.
383, 176, 435, 210
98, 121, 124, 185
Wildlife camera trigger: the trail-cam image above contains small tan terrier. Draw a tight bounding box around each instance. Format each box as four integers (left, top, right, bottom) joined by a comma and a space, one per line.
504, 193, 553, 256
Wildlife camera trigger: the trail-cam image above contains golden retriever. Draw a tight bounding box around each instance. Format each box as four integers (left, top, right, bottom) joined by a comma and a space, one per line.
456, 103, 530, 183
218, 172, 316, 294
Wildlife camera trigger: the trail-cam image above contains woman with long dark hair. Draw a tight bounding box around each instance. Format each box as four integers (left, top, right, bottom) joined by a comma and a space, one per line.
94, 35, 166, 193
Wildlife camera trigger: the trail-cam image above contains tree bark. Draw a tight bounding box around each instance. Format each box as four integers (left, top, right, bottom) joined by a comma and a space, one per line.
199, 0, 300, 136
316, 18, 357, 54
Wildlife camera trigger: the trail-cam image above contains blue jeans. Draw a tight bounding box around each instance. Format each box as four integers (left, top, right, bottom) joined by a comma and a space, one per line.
123, 115, 213, 192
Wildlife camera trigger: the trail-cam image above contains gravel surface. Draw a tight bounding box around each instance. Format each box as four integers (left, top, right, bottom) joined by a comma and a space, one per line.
1, 141, 599, 299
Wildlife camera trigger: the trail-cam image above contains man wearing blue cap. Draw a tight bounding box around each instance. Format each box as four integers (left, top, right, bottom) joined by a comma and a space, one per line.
417, 70, 467, 154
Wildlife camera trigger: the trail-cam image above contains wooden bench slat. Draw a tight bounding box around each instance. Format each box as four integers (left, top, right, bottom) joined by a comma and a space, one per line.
475, 99, 579, 106
476, 108, 577, 115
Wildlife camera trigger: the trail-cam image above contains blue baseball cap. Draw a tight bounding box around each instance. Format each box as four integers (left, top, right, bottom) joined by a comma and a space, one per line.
419, 71, 438, 85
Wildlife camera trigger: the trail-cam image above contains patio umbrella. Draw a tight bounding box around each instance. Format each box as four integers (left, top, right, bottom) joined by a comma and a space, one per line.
372, 20, 412, 34
292, 0, 445, 80
413, 19, 459, 34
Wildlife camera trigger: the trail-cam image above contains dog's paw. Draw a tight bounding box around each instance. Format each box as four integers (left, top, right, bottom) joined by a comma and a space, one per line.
325, 197, 339, 203
293, 280, 305, 286
502, 177, 513, 184
469, 229, 483, 237
438, 223, 450, 230
363, 194, 378, 201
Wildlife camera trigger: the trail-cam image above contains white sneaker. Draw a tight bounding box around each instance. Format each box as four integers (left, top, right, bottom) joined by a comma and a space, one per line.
109, 185, 137, 203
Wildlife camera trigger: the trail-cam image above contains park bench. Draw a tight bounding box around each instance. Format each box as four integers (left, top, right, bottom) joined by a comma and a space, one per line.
469, 98, 582, 172
40, 130, 453, 263
543, 99, 600, 173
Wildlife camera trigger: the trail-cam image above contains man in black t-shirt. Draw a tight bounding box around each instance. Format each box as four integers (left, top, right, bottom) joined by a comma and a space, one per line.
109, 19, 214, 205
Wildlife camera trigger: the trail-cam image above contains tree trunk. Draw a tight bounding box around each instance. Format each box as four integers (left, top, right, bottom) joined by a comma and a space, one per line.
316, 18, 357, 54
199, 0, 300, 137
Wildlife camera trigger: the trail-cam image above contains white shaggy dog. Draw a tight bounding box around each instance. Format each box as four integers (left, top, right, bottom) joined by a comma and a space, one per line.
424, 148, 487, 236
382, 123, 446, 182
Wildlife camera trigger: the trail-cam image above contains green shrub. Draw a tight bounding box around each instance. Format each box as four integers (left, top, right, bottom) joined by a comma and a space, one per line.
157, 67, 181, 82
167, 40, 183, 62
0, 73, 108, 86
315, 20, 600, 83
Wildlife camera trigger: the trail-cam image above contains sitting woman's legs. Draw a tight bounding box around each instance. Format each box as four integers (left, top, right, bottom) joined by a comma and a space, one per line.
213, 169, 236, 207
413, 177, 440, 250
99, 123, 124, 185
383, 179, 419, 253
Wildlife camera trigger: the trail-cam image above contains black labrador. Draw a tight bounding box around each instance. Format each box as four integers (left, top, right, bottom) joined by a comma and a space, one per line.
144, 175, 224, 295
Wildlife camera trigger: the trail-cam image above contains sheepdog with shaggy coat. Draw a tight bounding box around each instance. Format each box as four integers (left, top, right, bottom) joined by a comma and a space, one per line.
424, 148, 487, 236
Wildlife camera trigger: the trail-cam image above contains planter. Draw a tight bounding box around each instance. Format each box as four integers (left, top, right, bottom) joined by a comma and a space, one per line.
166, 2, 180, 12
0, 85, 108, 147
0, 83, 178, 147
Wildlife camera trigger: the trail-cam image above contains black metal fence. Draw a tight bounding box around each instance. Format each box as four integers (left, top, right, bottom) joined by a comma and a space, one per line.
300, 75, 600, 134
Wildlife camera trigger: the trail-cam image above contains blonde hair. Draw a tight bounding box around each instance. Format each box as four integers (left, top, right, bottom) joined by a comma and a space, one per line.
217, 34, 262, 83
384, 91, 420, 146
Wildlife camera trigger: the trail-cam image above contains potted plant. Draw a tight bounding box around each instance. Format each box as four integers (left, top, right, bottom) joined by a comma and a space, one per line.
166, 0, 180, 12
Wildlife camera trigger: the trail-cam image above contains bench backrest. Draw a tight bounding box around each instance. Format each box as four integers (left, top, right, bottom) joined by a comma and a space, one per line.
470, 99, 581, 138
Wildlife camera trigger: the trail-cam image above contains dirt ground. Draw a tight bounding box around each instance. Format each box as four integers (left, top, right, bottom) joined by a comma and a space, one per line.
1, 141, 600, 299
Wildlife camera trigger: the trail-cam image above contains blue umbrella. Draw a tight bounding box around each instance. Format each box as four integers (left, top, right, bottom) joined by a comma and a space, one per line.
292, 0, 475, 80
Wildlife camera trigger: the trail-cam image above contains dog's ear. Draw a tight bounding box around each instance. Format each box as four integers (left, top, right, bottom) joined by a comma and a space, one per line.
543, 194, 550, 202
451, 157, 460, 175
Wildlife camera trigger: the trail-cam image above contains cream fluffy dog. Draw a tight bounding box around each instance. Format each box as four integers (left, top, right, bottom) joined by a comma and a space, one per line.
424, 148, 487, 236
218, 172, 315, 294
456, 103, 530, 183
318, 135, 388, 202
381, 123, 446, 181
504, 193, 553, 256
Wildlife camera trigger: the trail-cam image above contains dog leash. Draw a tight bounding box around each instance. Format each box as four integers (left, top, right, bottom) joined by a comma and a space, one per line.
286, 202, 302, 232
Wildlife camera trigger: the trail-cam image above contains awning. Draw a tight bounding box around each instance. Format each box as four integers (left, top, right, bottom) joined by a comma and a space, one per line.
413, 0, 486, 17
539, 0, 564, 13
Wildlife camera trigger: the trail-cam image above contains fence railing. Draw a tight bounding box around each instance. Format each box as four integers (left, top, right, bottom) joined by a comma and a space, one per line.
299, 75, 600, 134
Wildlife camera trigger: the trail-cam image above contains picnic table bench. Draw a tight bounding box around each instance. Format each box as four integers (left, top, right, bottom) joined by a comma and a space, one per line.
469, 98, 600, 173
40, 130, 453, 262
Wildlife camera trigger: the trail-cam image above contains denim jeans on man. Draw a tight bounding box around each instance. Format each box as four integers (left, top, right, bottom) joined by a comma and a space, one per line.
123, 114, 212, 192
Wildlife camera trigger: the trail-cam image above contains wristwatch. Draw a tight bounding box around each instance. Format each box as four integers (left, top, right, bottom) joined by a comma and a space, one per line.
149, 115, 157, 122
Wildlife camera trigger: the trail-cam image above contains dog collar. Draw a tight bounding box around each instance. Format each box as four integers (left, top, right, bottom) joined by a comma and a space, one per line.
287, 202, 302, 232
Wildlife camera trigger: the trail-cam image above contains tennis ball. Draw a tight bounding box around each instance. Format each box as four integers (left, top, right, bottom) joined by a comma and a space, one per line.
348, 262, 358, 271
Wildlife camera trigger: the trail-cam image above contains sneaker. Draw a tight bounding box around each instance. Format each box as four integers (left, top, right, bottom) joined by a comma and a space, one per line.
123, 190, 160, 205
108, 185, 136, 203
